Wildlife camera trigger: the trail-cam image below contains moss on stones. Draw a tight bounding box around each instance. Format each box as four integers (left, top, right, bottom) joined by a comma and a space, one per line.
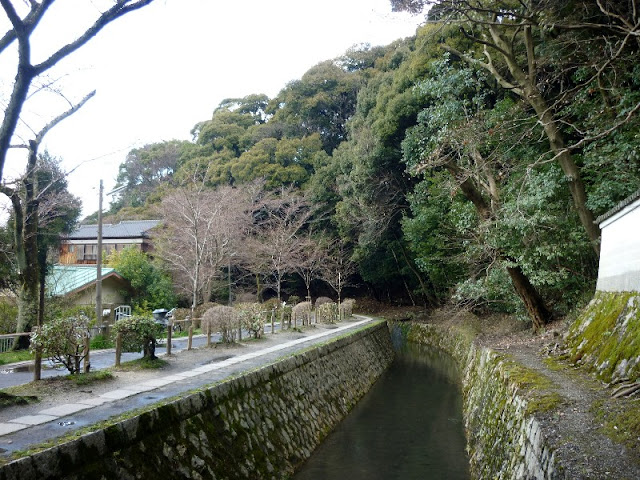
393, 321, 563, 479
0, 321, 394, 480
564, 292, 640, 383
591, 398, 640, 459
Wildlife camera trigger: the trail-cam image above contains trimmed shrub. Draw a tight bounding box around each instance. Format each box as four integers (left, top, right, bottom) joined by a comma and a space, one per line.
202, 306, 239, 344
281, 304, 293, 328
340, 298, 356, 319
314, 296, 333, 308
262, 298, 281, 312
193, 302, 219, 320
30, 316, 89, 374
112, 315, 164, 360
235, 292, 257, 303
90, 334, 114, 350
292, 301, 312, 326
235, 303, 265, 339
317, 302, 339, 324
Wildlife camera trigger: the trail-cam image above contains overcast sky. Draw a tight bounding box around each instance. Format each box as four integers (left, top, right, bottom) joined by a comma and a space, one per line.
1, 0, 423, 218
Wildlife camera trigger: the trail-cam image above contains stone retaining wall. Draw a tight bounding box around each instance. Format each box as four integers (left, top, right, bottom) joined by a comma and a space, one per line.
0, 321, 394, 480
564, 292, 640, 384
397, 322, 562, 480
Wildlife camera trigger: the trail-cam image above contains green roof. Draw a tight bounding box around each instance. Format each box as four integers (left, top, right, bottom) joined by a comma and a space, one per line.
46, 265, 120, 297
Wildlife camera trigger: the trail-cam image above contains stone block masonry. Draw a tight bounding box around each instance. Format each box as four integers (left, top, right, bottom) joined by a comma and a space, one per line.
0, 321, 394, 480
399, 323, 562, 480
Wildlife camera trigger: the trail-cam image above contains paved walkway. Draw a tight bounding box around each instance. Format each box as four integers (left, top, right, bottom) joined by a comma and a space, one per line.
0, 316, 373, 458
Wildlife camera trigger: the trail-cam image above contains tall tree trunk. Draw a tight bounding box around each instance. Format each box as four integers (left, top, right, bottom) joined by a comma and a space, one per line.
487, 23, 601, 255
396, 236, 437, 306
445, 158, 553, 328
505, 263, 552, 331
527, 90, 601, 252
11, 142, 40, 347
391, 247, 416, 306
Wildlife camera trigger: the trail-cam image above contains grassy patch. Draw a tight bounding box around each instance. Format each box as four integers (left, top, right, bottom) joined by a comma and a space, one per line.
0, 391, 38, 409
499, 354, 565, 415
2, 370, 114, 401
0, 349, 34, 366
116, 357, 169, 371
172, 328, 202, 338
592, 397, 640, 459
71, 370, 114, 385
90, 334, 114, 350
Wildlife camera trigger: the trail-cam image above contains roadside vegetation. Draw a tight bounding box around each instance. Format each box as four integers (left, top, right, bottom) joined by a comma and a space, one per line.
0, 2, 638, 376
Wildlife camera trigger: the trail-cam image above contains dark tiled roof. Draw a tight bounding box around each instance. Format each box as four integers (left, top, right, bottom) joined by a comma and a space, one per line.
596, 190, 640, 225
65, 220, 161, 240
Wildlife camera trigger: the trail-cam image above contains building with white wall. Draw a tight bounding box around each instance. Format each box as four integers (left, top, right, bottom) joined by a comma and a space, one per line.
596, 190, 640, 292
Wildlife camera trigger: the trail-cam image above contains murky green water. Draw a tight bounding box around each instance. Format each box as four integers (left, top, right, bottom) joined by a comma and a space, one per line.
293, 341, 469, 480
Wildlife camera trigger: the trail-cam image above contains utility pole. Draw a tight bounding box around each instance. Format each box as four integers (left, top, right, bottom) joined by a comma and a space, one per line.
96, 179, 103, 325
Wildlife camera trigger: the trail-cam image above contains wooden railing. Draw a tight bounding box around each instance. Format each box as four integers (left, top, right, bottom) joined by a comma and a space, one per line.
0, 332, 32, 353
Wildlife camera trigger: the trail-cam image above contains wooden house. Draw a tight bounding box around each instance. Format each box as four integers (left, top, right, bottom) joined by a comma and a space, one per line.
59, 220, 160, 265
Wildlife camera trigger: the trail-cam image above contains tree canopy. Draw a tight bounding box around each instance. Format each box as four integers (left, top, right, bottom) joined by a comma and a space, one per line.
95, 13, 640, 327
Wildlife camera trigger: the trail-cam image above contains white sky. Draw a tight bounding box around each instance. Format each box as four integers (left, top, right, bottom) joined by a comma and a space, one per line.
1, 0, 423, 218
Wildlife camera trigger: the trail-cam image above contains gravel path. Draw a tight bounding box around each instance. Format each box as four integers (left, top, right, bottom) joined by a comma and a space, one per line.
486, 327, 640, 479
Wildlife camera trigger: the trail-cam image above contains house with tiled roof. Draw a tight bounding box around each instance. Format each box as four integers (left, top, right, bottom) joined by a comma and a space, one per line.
46, 265, 132, 322
59, 220, 161, 264
595, 190, 640, 292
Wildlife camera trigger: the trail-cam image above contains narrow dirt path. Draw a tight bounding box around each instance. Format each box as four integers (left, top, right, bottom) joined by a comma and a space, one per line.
487, 329, 640, 479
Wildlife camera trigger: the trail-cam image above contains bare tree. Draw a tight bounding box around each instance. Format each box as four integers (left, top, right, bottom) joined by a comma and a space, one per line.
292, 231, 327, 302
0, 0, 158, 183
155, 177, 252, 313
247, 187, 314, 303
1, 94, 88, 343
319, 237, 357, 307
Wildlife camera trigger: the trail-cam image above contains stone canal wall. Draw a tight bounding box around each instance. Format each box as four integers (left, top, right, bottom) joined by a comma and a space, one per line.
0, 321, 394, 480
397, 322, 562, 480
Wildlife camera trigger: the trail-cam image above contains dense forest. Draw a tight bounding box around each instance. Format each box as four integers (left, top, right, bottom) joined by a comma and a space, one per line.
6, 0, 640, 332
98, 0, 640, 328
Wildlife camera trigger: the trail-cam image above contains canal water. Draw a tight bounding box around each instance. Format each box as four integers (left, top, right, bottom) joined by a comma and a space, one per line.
293, 339, 469, 480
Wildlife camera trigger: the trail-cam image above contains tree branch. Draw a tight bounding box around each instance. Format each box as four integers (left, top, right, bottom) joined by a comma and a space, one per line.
34, 90, 96, 145
34, 0, 156, 75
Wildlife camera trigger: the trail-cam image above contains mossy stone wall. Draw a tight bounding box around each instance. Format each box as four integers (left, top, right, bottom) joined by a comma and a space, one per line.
395, 322, 562, 479
564, 292, 640, 384
0, 322, 394, 480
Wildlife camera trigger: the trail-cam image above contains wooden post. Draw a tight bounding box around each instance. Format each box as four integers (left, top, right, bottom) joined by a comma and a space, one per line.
206, 322, 211, 347
33, 328, 42, 382
271, 309, 275, 334
238, 318, 242, 341
188, 326, 193, 350
83, 334, 91, 373
115, 332, 122, 367
166, 324, 172, 356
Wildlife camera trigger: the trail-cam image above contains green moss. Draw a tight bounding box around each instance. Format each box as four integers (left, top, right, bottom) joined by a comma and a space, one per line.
116, 357, 169, 371
565, 292, 640, 382
71, 370, 113, 386
592, 398, 640, 460
495, 354, 565, 415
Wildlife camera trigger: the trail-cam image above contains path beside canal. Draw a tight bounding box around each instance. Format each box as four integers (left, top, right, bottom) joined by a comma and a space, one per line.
0, 316, 373, 459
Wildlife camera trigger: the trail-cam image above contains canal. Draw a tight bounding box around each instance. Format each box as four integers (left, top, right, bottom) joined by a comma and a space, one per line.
293, 340, 469, 479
